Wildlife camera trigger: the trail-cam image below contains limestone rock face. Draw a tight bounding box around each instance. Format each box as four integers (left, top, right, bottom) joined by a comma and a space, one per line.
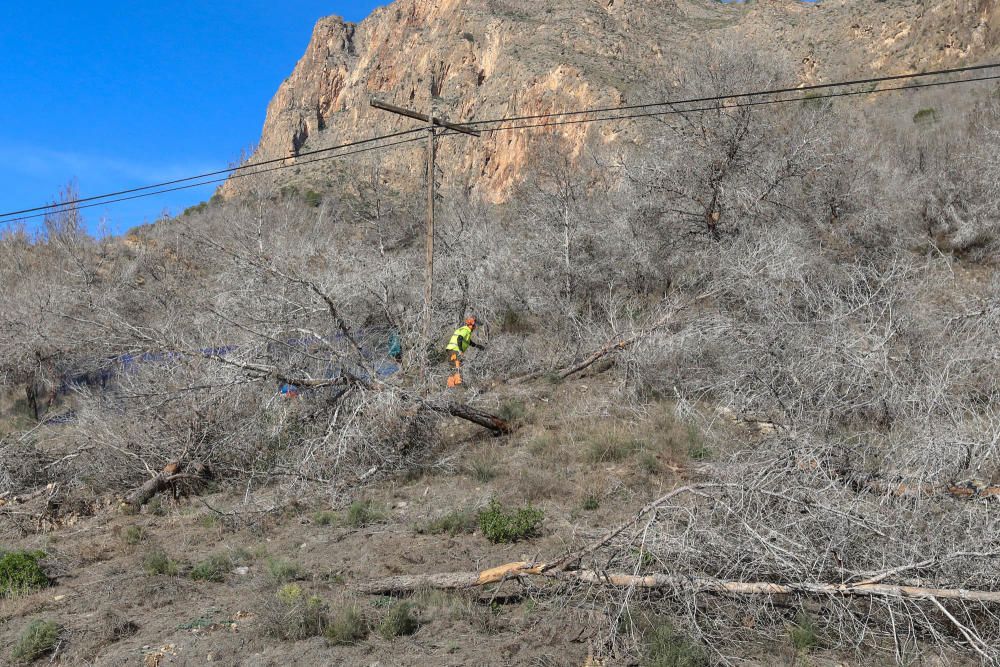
224, 0, 1000, 200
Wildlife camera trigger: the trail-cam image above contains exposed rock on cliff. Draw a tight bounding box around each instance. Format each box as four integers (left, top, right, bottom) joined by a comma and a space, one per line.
223, 0, 1000, 200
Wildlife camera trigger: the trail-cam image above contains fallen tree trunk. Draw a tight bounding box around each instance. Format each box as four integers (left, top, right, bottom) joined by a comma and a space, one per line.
445, 402, 512, 434
508, 298, 696, 385
125, 461, 212, 509
356, 560, 1000, 603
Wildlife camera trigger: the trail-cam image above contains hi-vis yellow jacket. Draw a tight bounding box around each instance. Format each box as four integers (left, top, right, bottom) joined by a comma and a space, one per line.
446, 325, 474, 354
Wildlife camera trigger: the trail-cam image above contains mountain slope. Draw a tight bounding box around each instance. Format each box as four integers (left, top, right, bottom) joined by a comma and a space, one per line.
222, 0, 1000, 201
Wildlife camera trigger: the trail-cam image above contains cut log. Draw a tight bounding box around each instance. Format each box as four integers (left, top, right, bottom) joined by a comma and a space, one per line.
446, 402, 512, 434
356, 560, 1000, 603
125, 461, 212, 509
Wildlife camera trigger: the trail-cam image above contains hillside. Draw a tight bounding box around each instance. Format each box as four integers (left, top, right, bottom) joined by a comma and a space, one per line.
4, 1, 1000, 665
223, 0, 1000, 200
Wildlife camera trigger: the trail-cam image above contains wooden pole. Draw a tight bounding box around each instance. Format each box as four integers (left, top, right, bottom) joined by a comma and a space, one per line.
423, 121, 435, 380
367, 93, 480, 384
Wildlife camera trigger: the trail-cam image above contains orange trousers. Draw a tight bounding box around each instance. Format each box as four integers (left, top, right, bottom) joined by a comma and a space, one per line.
447, 353, 463, 388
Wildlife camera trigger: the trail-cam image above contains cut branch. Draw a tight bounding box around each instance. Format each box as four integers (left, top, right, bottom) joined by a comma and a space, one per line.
356, 561, 1000, 604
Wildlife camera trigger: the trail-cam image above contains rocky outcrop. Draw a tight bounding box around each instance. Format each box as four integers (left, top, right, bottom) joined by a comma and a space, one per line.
223, 0, 1000, 200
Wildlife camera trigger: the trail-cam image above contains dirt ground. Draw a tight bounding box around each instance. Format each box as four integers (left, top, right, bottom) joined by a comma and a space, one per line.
0, 377, 873, 666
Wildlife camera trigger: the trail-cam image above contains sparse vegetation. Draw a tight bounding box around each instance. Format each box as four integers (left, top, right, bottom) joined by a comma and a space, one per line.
142, 549, 180, 577
643, 619, 708, 667
313, 510, 338, 526
478, 499, 544, 543
6, 24, 1000, 666
304, 189, 322, 208
913, 107, 938, 124
262, 584, 329, 640
583, 433, 642, 464
190, 553, 232, 582
378, 601, 419, 639
122, 525, 145, 546
345, 500, 385, 528
0, 550, 49, 597
266, 557, 303, 582
789, 611, 819, 654
467, 453, 499, 483
11, 619, 61, 664
419, 508, 478, 536
498, 399, 528, 424
325, 606, 368, 645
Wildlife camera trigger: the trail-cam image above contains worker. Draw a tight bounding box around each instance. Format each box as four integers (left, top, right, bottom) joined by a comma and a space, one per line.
446, 316, 485, 388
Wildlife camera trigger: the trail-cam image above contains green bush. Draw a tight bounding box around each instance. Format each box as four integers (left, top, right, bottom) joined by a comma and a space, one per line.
581, 495, 600, 511
789, 611, 818, 653
478, 499, 543, 543
0, 550, 49, 597
419, 509, 478, 536
584, 436, 642, 464
325, 606, 368, 645
304, 189, 322, 208
313, 510, 338, 526
913, 107, 938, 125
190, 553, 232, 582
264, 584, 329, 640
467, 454, 499, 483
499, 400, 528, 424
638, 451, 662, 475
142, 549, 180, 576
123, 525, 145, 546
346, 500, 385, 528
267, 557, 302, 583
378, 601, 419, 639
11, 619, 61, 664
644, 620, 708, 667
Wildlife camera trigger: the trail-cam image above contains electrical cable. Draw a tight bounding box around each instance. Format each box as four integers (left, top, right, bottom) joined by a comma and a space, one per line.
464, 61, 1000, 126
0, 127, 426, 219
2, 135, 426, 226
4, 62, 999, 224
477, 72, 1000, 133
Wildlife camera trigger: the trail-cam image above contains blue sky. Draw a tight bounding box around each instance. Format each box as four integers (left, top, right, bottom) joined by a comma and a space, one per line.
0, 2, 383, 235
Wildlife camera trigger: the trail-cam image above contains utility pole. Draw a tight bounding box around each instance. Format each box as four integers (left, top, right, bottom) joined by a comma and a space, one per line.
370, 95, 480, 380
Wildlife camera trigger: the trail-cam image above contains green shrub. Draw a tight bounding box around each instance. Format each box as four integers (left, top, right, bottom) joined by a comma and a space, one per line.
639, 451, 662, 475
584, 436, 642, 464
499, 308, 533, 333
190, 553, 232, 582
267, 557, 302, 582
313, 510, 338, 526
581, 495, 599, 511
644, 620, 708, 667
478, 499, 543, 543
913, 107, 937, 125
304, 189, 322, 207
498, 400, 528, 424
325, 606, 368, 645
0, 550, 49, 597
789, 611, 818, 653
378, 601, 419, 638
11, 619, 61, 664
142, 549, 180, 576
264, 584, 329, 640
123, 525, 145, 546
419, 509, 478, 536
467, 454, 499, 483
346, 500, 385, 528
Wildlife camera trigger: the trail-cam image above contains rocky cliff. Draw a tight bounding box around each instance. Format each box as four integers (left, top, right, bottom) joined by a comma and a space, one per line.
222, 0, 1000, 200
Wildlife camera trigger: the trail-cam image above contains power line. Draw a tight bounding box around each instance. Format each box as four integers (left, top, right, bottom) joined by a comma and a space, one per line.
465, 61, 1000, 127
4, 62, 999, 225
478, 71, 1000, 133
0, 128, 426, 219
1, 135, 427, 226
